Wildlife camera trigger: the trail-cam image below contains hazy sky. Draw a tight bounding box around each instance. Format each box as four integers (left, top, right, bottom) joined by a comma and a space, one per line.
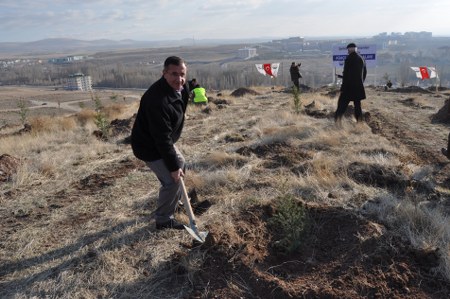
1, 0, 449, 42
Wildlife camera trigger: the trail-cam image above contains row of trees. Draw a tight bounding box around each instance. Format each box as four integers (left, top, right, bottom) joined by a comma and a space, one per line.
1, 50, 448, 90
0, 61, 301, 90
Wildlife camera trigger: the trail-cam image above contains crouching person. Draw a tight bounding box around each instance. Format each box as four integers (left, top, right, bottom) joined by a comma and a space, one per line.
191, 81, 208, 105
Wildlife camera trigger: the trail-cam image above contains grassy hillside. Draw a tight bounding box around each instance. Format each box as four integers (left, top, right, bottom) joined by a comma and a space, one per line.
1, 86, 449, 298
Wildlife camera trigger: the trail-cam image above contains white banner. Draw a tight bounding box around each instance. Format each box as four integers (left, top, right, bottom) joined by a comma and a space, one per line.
332, 44, 377, 68
411, 66, 438, 80
255, 63, 280, 77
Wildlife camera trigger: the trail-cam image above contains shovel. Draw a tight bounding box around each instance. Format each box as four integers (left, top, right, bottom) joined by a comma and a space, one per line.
180, 177, 208, 243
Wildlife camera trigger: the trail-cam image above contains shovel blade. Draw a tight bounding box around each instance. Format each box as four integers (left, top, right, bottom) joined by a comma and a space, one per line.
184, 224, 208, 243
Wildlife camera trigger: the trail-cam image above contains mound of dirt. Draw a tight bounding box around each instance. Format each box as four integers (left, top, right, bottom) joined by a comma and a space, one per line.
236, 141, 312, 168
93, 115, 136, 142
391, 86, 432, 94
427, 86, 448, 92
323, 89, 340, 98
304, 101, 333, 119
431, 98, 450, 123
0, 154, 20, 182
186, 203, 450, 298
109, 117, 134, 136
0, 124, 32, 138
230, 87, 260, 97
347, 161, 409, 191
281, 84, 312, 93
209, 97, 231, 106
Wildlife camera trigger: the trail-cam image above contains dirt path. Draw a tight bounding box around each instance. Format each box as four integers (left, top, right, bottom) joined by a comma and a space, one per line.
0, 95, 142, 113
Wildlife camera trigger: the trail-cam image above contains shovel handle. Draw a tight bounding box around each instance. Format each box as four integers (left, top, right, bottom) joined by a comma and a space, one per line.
180, 177, 197, 225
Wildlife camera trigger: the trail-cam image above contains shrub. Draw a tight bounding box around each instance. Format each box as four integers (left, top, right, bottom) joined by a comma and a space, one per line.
292, 86, 301, 114
94, 112, 110, 140
29, 116, 53, 133
92, 93, 110, 140
269, 194, 307, 254
17, 100, 29, 125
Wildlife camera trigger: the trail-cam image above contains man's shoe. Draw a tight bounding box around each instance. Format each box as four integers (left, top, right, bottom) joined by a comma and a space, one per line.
156, 219, 185, 230
441, 148, 449, 159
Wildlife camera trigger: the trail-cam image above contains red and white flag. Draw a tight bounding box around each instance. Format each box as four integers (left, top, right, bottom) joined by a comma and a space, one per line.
411, 66, 438, 80
255, 63, 280, 77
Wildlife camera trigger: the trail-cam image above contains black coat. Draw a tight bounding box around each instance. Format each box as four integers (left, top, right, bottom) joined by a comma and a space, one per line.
131, 76, 189, 171
340, 52, 367, 101
290, 65, 301, 81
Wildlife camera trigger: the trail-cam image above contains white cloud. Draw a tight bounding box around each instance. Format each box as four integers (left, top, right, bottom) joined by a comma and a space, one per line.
0, 0, 449, 42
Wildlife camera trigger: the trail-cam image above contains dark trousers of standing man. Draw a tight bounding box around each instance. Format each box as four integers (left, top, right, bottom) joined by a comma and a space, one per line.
334, 94, 362, 122
146, 146, 185, 224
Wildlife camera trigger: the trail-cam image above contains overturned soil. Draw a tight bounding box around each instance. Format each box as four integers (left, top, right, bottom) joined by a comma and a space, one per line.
188, 205, 447, 299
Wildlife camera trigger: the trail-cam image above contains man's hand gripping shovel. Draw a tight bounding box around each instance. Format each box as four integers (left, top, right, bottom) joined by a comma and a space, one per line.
180, 177, 208, 243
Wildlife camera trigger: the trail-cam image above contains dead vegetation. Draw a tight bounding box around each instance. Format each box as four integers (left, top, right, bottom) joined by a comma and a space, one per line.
0, 85, 450, 298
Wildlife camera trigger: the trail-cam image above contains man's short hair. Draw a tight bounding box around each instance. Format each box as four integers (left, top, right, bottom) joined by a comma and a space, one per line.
164, 56, 185, 69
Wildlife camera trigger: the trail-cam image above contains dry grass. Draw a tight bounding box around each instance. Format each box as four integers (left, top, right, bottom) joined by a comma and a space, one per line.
102, 103, 128, 120
29, 115, 78, 133
76, 108, 97, 126
1, 86, 449, 298
362, 192, 450, 279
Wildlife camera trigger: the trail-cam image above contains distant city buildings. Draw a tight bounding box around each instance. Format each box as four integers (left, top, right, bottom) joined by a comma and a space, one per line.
374, 31, 432, 40
272, 37, 304, 52
48, 55, 85, 64
66, 73, 92, 91
0, 58, 42, 69
373, 31, 433, 49
265, 32, 434, 53
237, 47, 257, 59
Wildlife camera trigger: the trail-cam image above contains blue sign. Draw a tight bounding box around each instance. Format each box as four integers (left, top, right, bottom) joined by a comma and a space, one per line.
332, 44, 377, 68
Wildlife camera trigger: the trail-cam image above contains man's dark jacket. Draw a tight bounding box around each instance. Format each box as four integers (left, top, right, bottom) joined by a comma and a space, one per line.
289, 65, 301, 80
131, 76, 189, 172
340, 52, 367, 101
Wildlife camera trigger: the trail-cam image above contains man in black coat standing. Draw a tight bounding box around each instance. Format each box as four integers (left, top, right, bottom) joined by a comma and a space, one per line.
335, 43, 367, 123
289, 62, 302, 89
131, 56, 190, 230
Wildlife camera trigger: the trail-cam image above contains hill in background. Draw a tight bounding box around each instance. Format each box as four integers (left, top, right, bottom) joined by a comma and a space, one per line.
0, 37, 272, 56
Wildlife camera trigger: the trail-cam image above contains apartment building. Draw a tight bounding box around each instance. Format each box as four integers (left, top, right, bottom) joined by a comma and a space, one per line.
237, 47, 257, 59
66, 73, 92, 91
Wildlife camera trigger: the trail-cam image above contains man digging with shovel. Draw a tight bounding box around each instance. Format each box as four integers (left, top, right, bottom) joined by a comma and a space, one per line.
131, 56, 208, 242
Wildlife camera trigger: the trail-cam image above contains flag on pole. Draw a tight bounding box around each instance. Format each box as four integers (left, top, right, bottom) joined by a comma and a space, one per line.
264, 63, 274, 77
411, 66, 438, 80
420, 67, 430, 79
255, 63, 280, 77
428, 67, 438, 79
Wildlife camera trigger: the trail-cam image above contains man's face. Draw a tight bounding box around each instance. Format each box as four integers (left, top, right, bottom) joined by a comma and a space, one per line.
163, 63, 187, 91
